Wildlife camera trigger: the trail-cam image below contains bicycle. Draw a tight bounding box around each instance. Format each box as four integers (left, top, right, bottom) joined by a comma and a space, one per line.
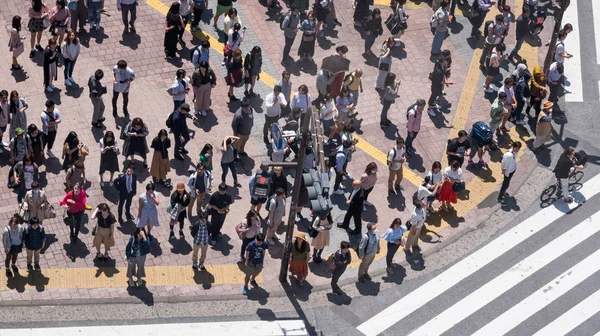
540, 169, 584, 208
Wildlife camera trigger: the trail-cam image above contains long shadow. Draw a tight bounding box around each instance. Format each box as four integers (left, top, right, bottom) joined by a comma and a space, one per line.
281, 282, 319, 334
126, 286, 154, 306
382, 263, 407, 284
406, 153, 426, 173
6, 270, 50, 293
211, 234, 233, 256
169, 237, 193, 255
10, 69, 29, 83
119, 32, 141, 50
356, 279, 381, 296
93, 258, 121, 278
40, 233, 57, 254
64, 241, 91, 262
193, 269, 215, 290
150, 238, 163, 257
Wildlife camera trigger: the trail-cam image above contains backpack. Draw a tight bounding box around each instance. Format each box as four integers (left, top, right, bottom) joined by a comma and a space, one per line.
387, 147, 397, 167
343, 73, 354, 88
279, 11, 292, 30
193, 0, 206, 10
190, 45, 201, 62
406, 104, 416, 121
165, 112, 174, 128
470, 121, 493, 146
574, 150, 588, 166
265, 195, 277, 212
234, 222, 244, 239
328, 150, 345, 170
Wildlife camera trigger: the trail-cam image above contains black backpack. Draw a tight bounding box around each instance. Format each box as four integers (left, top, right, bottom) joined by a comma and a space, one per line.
166, 112, 174, 128
279, 12, 292, 30
190, 45, 201, 62
343, 73, 354, 88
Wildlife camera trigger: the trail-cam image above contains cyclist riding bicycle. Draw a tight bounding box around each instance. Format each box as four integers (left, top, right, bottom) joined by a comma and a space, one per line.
553, 148, 586, 203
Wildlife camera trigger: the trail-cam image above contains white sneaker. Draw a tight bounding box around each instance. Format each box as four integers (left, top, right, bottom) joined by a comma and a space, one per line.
65, 78, 72, 86
428, 109, 437, 117
69, 77, 77, 85
484, 87, 495, 94
201, 110, 207, 116
267, 238, 275, 245
333, 189, 345, 195
47, 150, 55, 159
46, 86, 54, 92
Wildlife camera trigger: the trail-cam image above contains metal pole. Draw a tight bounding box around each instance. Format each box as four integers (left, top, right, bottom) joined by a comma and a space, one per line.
543, 0, 568, 74
279, 107, 313, 283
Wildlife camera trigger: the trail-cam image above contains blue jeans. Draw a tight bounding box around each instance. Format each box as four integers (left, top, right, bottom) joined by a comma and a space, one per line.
88, 1, 101, 25
174, 130, 190, 153
364, 33, 376, 53
173, 99, 185, 113
431, 30, 446, 54
511, 102, 525, 122
63, 58, 76, 80
221, 161, 238, 184
509, 38, 525, 58
121, 3, 137, 27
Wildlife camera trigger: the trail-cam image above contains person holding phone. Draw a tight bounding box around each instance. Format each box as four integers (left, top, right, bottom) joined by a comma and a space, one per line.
137, 183, 160, 237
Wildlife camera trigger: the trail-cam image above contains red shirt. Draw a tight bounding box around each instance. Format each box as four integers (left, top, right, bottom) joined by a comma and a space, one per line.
59, 190, 87, 213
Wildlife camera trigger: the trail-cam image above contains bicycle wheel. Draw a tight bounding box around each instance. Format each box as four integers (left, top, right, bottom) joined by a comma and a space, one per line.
540, 184, 557, 204
569, 171, 584, 185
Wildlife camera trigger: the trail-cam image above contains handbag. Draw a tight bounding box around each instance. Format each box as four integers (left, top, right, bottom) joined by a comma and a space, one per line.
378, 62, 390, 72
63, 207, 74, 226
326, 254, 336, 272
18, 202, 30, 223
42, 18, 51, 29
308, 226, 319, 238
42, 201, 57, 219
452, 181, 466, 193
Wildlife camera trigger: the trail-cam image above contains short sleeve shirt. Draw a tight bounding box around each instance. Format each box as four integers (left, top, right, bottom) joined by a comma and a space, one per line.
245, 241, 268, 265
447, 139, 470, 158
209, 192, 233, 210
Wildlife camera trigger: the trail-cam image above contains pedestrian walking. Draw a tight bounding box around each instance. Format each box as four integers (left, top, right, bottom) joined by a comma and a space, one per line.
375, 38, 394, 90
115, 164, 137, 223
220, 136, 240, 186
22, 217, 46, 272
88, 69, 107, 128
137, 183, 160, 237
13, 154, 39, 204
483, 44, 506, 93
3, 215, 24, 277
112, 60, 135, 118
222, 9, 240, 35
243, 47, 262, 97
438, 161, 463, 212
430, 1, 449, 55
208, 182, 232, 245
38, 101, 58, 161
363, 9, 383, 56
319, 94, 337, 136
527, 65, 547, 118
289, 232, 310, 286
310, 213, 332, 263
281, 6, 301, 63
404, 201, 426, 255
171, 103, 197, 161
168, 69, 191, 112
191, 61, 216, 117
360, 162, 378, 208
99, 131, 120, 187
43, 39, 59, 92
122, 117, 149, 168
0, 91, 9, 152
298, 11, 317, 62
164, 2, 184, 59
59, 182, 86, 244
381, 218, 406, 273
117, 0, 138, 33
387, 137, 406, 194
330, 241, 351, 295
169, 183, 191, 240
27, 0, 50, 59
242, 233, 267, 295
9, 16, 25, 71
446, 130, 470, 167
223, 23, 244, 67
191, 211, 210, 271
405, 99, 425, 155
312, 0, 328, 37
380, 73, 400, 127
342, 69, 363, 105
338, 180, 364, 234
149, 129, 171, 187
231, 98, 254, 159
226, 49, 244, 101
265, 188, 286, 245
329, 46, 348, 97
508, 6, 529, 62
332, 140, 352, 194
353, 0, 370, 25
187, 163, 213, 216
125, 227, 151, 287
264, 86, 287, 144
532, 102, 553, 151
49, 0, 70, 47
239, 210, 261, 262
213, 0, 233, 30
554, 30, 573, 64
88, 0, 102, 31
358, 223, 380, 283
497, 141, 521, 205
91, 203, 116, 260
479, 14, 504, 67
427, 55, 452, 116
553, 148, 585, 203
291, 85, 313, 116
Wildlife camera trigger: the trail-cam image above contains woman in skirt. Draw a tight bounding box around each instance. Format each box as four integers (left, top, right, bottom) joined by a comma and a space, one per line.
438, 160, 463, 212
28, 0, 50, 59
298, 11, 317, 62
226, 48, 244, 102
122, 117, 149, 168
99, 131, 119, 186
164, 2, 183, 59
289, 232, 310, 286
49, 0, 70, 48
311, 213, 332, 263
137, 183, 160, 237
150, 129, 171, 187
335, 87, 355, 129
169, 183, 190, 239
91, 203, 116, 260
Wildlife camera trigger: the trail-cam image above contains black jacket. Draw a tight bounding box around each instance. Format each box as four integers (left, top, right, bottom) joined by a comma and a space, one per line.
347, 188, 365, 212
115, 173, 137, 197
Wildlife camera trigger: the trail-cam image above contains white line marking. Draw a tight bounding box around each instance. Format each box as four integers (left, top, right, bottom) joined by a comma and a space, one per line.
593, 0, 600, 64
533, 288, 600, 336
472, 245, 600, 336
356, 173, 600, 336
0, 320, 308, 336
563, 0, 583, 102
408, 212, 600, 336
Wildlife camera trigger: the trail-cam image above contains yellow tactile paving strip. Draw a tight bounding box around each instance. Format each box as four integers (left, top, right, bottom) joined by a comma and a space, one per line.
0, 264, 262, 290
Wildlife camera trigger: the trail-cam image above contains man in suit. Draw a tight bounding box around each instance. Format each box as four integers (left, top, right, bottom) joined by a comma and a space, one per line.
115, 164, 137, 223
338, 180, 364, 234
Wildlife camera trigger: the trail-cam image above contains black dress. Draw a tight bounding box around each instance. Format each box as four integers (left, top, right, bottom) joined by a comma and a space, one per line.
43, 48, 58, 87
99, 138, 120, 174
62, 140, 79, 170
353, 0, 370, 23
164, 13, 182, 58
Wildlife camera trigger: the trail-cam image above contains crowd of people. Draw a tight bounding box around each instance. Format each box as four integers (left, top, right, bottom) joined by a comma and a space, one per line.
2, 0, 580, 296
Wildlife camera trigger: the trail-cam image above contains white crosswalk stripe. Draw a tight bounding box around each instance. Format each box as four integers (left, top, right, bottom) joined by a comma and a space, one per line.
532, 288, 600, 336
593, 0, 600, 65
357, 173, 600, 336
563, 0, 583, 102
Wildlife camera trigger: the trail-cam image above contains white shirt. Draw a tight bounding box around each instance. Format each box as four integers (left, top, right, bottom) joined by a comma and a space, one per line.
427, 170, 442, 187
320, 101, 336, 120
227, 29, 243, 49
40, 108, 61, 135
387, 146, 405, 171
178, 0, 191, 15
501, 148, 517, 176
443, 166, 463, 181
169, 77, 190, 101
554, 40, 565, 63
417, 185, 432, 201
265, 92, 287, 117
409, 206, 426, 228
113, 66, 135, 93
290, 93, 312, 113
498, 85, 515, 109
126, 174, 132, 193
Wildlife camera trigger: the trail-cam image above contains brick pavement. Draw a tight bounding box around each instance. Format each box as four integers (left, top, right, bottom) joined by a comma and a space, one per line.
0, 0, 551, 303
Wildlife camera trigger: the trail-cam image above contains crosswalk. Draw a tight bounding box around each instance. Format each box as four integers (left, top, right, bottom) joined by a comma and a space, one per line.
357, 172, 600, 336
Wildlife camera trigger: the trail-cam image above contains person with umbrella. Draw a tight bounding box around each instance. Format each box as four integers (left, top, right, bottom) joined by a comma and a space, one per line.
321, 46, 350, 97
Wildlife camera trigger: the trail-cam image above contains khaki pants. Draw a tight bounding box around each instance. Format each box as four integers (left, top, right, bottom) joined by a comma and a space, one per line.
91, 95, 105, 123
192, 244, 208, 265
188, 192, 205, 215
358, 254, 375, 278
233, 134, 250, 154
405, 225, 422, 248
388, 167, 403, 189
26, 249, 40, 265
266, 218, 282, 240
532, 133, 551, 149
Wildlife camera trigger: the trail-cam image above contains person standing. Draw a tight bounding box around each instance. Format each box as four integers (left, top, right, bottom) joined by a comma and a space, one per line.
264, 86, 287, 144
220, 136, 240, 186
242, 233, 267, 295
363, 9, 383, 56
276, 71, 292, 117
191, 61, 216, 117
243, 47, 262, 97
169, 183, 191, 239
115, 164, 137, 223
91, 203, 116, 260
222, 8, 240, 34
483, 44, 506, 94
376, 38, 394, 90
43, 39, 59, 92
438, 161, 463, 212
387, 137, 406, 194
497, 141, 521, 205
213, 0, 233, 30
289, 232, 310, 287
298, 11, 317, 62
489, 92, 506, 140
168, 69, 190, 112
353, 0, 371, 25
68, 0, 86, 33
381, 218, 406, 273
404, 201, 426, 255
28, 125, 45, 166
27, 0, 50, 59
40, 99, 61, 159
547, 62, 563, 104
136, 183, 160, 238
88, 0, 102, 30
23, 182, 48, 224
527, 65, 547, 118
510, 73, 531, 125
290, 85, 313, 116
88, 69, 106, 128
0, 91, 9, 152
427, 56, 452, 116
231, 98, 254, 159
508, 6, 529, 62
191, 40, 210, 69
406, 99, 424, 156
360, 162, 378, 209
9, 128, 33, 166
498, 77, 516, 132
117, 0, 138, 33
208, 183, 232, 245
123, 117, 149, 168
343, 69, 363, 105
470, 0, 493, 38
332, 140, 352, 194
9, 16, 25, 71
338, 180, 364, 234
59, 182, 86, 244
99, 131, 119, 186
164, 2, 184, 59
3, 215, 24, 277
49, 0, 71, 47
13, 154, 39, 204
330, 241, 351, 295
358, 223, 380, 283
22, 217, 46, 272
199, 143, 213, 173
446, 130, 470, 167
171, 103, 197, 161
178, 0, 192, 46
187, 163, 213, 216
265, 188, 286, 245
125, 228, 151, 287
239, 210, 261, 262
430, 1, 449, 55
532, 102, 553, 151
190, 0, 206, 33
380, 73, 400, 127
112, 60, 135, 118
225, 49, 243, 101
281, 6, 300, 64
149, 130, 171, 187
479, 14, 504, 67
192, 211, 210, 271
311, 213, 332, 263
8, 91, 29, 140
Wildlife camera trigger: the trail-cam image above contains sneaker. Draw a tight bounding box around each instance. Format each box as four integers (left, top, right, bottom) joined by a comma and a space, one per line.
34, 264, 40, 271
137, 280, 143, 287
45, 149, 55, 158
27, 264, 33, 272
29, 50, 35, 59
386, 267, 393, 274
428, 108, 437, 117
85, 204, 93, 210
96, 25, 102, 31
201, 110, 207, 116
5, 269, 12, 277
484, 87, 495, 94
169, 231, 175, 240
69, 77, 77, 85
128, 278, 135, 287
333, 189, 345, 195
468, 159, 476, 167
199, 264, 206, 271
46, 86, 54, 93
267, 238, 275, 245
250, 279, 258, 287
498, 198, 506, 205
479, 160, 488, 168
179, 230, 185, 239
210, 239, 217, 246
338, 184, 345, 190
35, 44, 44, 52
242, 286, 248, 295
389, 189, 397, 195
364, 201, 373, 207
395, 185, 404, 191
49, 84, 56, 90
192, 263, 198, 270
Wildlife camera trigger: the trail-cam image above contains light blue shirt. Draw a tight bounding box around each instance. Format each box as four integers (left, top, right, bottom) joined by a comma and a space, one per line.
382, 227, 407, 243
335, 147, 348, 172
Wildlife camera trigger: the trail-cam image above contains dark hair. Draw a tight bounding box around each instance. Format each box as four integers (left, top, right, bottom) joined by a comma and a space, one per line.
274, 187, 285, 196
246, 210, 258, 227
290, 4, 298, 11
451, 160, 460, 169
201, 40, 210, 49
196, 162, 206, 170
28, 124, 38, 133
504, 77, 514, 85
200, 143, 213, 156
103, 131, 115, 144
146, 182, 155, 191
458, 130, 468, 137
97, 202, 111, 215
336, 45, 348, 54
12, 16, 21, 31
340, 86, 349, 96
556, 62, 564, 74
384, 73, 396, 87
131, 117, 144, 128
176, 69, 186, 79
512, 141, 522, 148
298, 84, 308, 94
8, 215, 20, 227
23, 154, 34, 164
558, 29, 567, 39
441, 1, 449, 8
32, 0, 43, 13
198, 211, 209, 220
442, 49, 451, 57
126, 163, 135, 171
342, 140, 353, 149
31, 181, 40, 189
371, 8, 381, 17
117, 60, 128, 69
64, 131, 78, 145
94, 69, 104, 80
274, 85, 282, 93
29, 217, 40, 225
158, 129, 168, 138
218, 182, 228, 191
233, 22, 241, 31
256, 233, 265, 241
365, 162, 377, 174
56, 0, 66, 9
168, 1, 180, 14
281, 70, 290, 79
564, 148, 575, 156
422, 175, 431, 187
340, 241, 350, 249
496, 43, 506, 53
432, 161, 442, 171
227, 7, 238, 17
199, 61, 209, 70
74, 160, 84, 170
366, 223, 374, 231
495, 13, 504, 21
498, 91, 507, 99
65, 29, 79, 45
563, 23, 573, 31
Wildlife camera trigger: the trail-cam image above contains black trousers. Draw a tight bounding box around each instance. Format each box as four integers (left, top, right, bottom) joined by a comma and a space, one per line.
69, 211, 84, 238
363, 186, 373, 201
333, 170, 345, 191
112, 91, 129, 115
43, 131, 57, 151
191, 8, 204, 28
498, 171, 515, 200
210, 213, 226, 240
263, 115, 280, 142
386, 241, 401, 267
118, 193, 133, 218
283, 36, 296, 60
241, 237, 254, 260
470, 10, 485, 36
406, 131, 419, 151
331, 266, 346, 292
342, 208, 362, 232
428, 85, 443, 107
